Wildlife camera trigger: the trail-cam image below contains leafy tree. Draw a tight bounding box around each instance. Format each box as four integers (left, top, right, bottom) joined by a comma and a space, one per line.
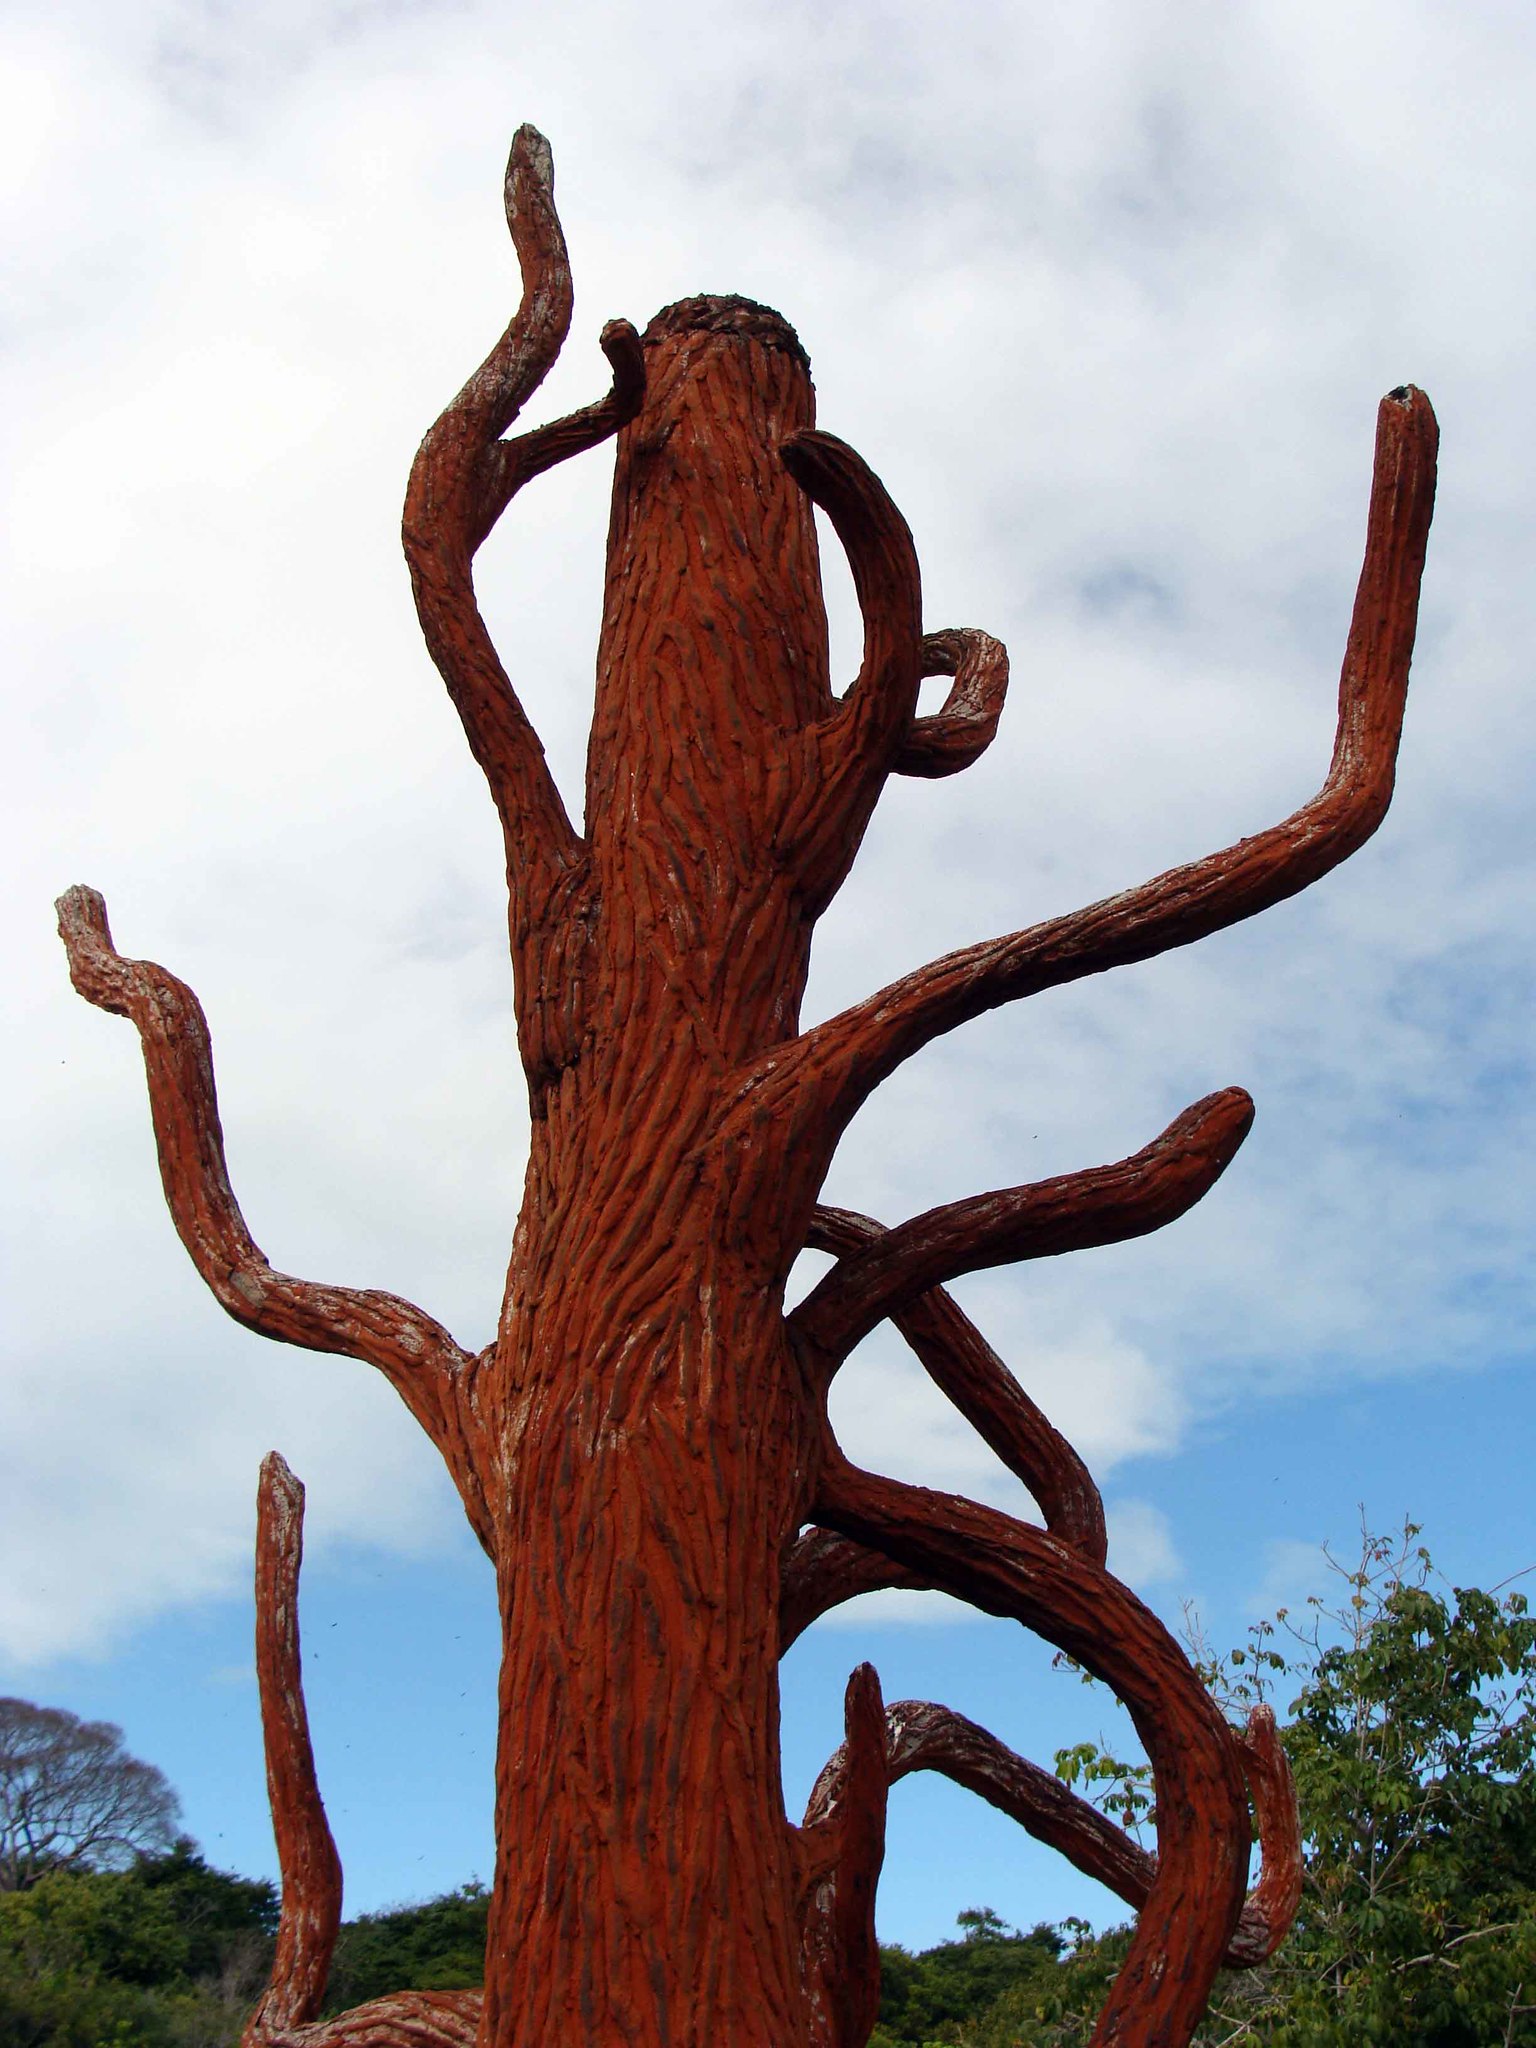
1214, 1519, 1536, 2044
870, 1910, 1063, 2046
0, 1700, 180, 1890
977, 1521, 1536, 2045
0, 1847, 277, 2048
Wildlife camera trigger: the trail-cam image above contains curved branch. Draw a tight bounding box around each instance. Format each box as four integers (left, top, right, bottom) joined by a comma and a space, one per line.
1226, 1705, 1303, 1966
795, 1089, 1252, 1365
776, 387, 1437, 1127
469, 317, 645, 552
779, 1526, 931, 1652
806, 1204, 1105, 1563
778, 429, 922, 907
797, 1664, 889, 2048
804, 1699, 1298, 1974
257, 1990, 480, 2047
814, 1449, 1252, 2045
895, 628, 1010, 779
55, 889, 472, 1435
244, 1456, 341, 2043
402, 125, 644, 883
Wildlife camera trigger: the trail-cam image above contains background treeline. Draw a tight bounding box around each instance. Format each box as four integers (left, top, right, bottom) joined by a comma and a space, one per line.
3, 1521, 1534, 2045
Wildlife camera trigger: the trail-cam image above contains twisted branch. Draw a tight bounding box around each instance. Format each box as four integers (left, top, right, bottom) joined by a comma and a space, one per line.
896, 628, 1010, 779
794, 1089, 1253, 1366
1227, 1705, 1303, 1967
779, 1527, 931, 1652
402, 124, 644, 890
804, 1698, 1299, 1974
53, 890, 485, 1518
244, 1455, 341, 2043
257, 1991, 480, 2048
769, 386, 1437, 1129
813, 1448, 1251, 2046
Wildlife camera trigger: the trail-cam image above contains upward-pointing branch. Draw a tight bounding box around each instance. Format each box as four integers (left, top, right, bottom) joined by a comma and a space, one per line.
777, 430, 923, 910
244, 1455, 341, 2042
792, 1088, 1253, 1366
402, 124, 644, 900
771, 386, 1437, 1131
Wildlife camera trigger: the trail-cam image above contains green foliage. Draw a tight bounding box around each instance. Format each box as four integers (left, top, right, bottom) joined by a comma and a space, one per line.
870, 1910, 1063, 2046
8, 1520, 1534, 2045
0, 1845, 276, 2047
1014, 1520, 1536, 2045
321, 1881, 490, 2013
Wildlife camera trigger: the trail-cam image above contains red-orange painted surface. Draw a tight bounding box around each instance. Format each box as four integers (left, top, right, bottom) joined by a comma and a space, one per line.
58, 123, 1435, 2048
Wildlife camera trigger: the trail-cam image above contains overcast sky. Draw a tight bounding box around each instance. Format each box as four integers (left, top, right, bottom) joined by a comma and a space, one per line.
5, 0, 1536, 1952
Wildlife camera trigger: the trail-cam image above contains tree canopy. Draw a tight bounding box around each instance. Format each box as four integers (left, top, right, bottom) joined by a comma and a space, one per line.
974, 1521, 1536, 2044
0, 1699, 181, 1892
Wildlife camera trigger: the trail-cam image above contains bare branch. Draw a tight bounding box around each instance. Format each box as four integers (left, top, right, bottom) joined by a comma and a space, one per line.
1225, 1705, 1304, 1967
815, 1697, 1295, 1974
777, 387, 1438, 1125
809, 1697, 1149, 1908
402, 124, 644, 883
813, 1447, 1253, 2042
777, 429, 922, 906
55, 888, 472, 1429
895, 628, 1010, 779
244, 1456, 341, 2042
794, 1089, 1253, 1364
804, 1206, 1105, 1563
779, 1526, 931, 1652
468, 317, 645, 552
797, 1664, 889, 2048
255, 1990, 481, 2047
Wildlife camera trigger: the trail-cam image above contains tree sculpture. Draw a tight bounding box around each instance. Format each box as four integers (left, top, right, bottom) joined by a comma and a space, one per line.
56, 126, 1436, 2048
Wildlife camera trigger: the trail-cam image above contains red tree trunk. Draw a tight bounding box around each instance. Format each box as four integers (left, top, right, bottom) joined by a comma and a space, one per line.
57, 125, 1437, 2048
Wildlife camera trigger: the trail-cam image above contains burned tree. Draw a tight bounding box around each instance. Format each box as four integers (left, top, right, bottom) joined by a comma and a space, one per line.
57, 126, 1436, 2048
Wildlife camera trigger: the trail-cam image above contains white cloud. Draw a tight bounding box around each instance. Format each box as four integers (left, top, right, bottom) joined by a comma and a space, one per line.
1105, 1500, 1183, 1589
6, 0, 1536, 1660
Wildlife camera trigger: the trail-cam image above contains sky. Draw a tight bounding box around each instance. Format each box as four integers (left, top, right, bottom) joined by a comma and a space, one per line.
4, 0, 1536, 1957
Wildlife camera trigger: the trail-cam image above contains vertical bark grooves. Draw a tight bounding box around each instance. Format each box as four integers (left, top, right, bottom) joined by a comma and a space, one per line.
57, 126, 1438, 2048
245, 1455, 342, 2042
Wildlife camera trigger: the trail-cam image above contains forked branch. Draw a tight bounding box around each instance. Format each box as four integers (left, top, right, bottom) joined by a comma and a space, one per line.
801, 1208, 1105, 1562
793, 1088, 1253, 1366
774, 386, 1437, 1127
402, 124, 644, 889
244, 1455, 341, 2042
54, 888, 472, 1432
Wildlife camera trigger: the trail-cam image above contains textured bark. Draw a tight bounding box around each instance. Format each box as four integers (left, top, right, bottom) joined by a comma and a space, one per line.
57, 123, 1437, 2048
245, 1455, 341, 2043
805, 1699, 1300, 1975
